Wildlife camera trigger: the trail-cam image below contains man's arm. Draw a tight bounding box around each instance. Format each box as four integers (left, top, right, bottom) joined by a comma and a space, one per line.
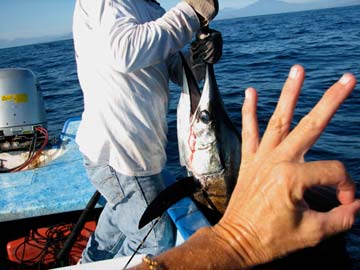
103, 1, 199, 73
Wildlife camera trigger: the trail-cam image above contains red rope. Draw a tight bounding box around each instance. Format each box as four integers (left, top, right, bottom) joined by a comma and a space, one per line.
11, 127, 49, 172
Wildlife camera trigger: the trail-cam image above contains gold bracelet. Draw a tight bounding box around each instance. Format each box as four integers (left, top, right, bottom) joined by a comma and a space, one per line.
143, 255, 163, 270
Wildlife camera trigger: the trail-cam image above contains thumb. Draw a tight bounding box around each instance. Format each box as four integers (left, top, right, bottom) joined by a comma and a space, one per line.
319, 200, 360, 235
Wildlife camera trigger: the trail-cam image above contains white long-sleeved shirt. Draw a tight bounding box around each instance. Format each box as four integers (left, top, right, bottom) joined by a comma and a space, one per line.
73, 0, 200, 176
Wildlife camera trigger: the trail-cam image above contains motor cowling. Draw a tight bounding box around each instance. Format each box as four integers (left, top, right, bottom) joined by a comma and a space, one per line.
0, 68, 47, 151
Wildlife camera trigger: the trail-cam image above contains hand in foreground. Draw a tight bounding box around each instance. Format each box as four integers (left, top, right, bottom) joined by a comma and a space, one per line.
131, 66, 359, 269
214, 65, 360, 267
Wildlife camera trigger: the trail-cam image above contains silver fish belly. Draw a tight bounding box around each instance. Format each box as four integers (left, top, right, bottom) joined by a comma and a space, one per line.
177, 62, 241, 214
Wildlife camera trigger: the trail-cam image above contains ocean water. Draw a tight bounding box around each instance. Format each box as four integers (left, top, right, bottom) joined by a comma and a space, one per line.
0, 5, 359, 269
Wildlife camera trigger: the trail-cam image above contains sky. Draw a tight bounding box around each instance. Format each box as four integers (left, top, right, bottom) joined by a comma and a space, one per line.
0, 1, 75, 41
0, 0, 348, 46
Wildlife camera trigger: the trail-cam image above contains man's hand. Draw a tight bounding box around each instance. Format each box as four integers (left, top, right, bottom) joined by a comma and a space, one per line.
183, 0, 218, 27
131, 65, 359, 270
191, 28, 223, 65
214, 65, 360, 267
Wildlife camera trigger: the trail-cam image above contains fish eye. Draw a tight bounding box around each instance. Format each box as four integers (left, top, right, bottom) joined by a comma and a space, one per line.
199, 110, 211, 124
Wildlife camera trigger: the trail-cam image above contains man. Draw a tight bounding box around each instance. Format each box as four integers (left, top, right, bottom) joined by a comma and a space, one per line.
72, 0, 222, 263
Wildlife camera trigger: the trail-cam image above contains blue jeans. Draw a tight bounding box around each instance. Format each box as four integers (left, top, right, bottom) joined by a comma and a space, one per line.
81, 158, 175, 263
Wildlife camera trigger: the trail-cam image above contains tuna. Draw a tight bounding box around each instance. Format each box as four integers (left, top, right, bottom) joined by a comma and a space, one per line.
138, 56, 241, 229
177, 55, 241, 215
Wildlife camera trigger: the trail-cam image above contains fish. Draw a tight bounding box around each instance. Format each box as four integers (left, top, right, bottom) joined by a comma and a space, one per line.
138, 54, 241, 229
176, 54, 241, 215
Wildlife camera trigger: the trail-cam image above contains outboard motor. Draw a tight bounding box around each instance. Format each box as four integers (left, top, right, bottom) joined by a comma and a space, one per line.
0, 68, 47, 152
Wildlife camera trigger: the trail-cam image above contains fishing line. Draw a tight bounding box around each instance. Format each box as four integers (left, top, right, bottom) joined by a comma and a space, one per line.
122, 217, 161, 270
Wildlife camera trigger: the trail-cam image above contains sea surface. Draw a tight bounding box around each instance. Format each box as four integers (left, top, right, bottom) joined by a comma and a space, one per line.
0, 5, 359, 269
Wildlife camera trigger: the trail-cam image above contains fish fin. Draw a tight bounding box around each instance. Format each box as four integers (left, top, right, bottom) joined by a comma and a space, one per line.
138, 176, 200, 229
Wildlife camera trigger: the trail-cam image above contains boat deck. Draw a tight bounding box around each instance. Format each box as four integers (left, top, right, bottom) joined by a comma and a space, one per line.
0, 117, 101, 223
0, 117, 210, 269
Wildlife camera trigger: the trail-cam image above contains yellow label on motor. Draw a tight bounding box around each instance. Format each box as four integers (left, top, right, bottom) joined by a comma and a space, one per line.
1, 93, 28, 103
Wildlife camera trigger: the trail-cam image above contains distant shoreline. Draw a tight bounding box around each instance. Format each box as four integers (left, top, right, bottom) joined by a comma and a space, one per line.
1, 4, 359, 50
216, 2, 360, 20
0, 38, 74, 51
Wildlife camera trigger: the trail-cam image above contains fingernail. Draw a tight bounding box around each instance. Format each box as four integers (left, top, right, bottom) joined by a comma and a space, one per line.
245, 88, 251, 99
289, 66, 299, 79
339, 73, 352, 85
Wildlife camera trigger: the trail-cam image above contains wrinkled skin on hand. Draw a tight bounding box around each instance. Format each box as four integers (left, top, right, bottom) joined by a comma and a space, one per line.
213, 65, 360, 267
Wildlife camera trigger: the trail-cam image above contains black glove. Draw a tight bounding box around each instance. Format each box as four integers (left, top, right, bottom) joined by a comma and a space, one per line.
191, 28, 223, 65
